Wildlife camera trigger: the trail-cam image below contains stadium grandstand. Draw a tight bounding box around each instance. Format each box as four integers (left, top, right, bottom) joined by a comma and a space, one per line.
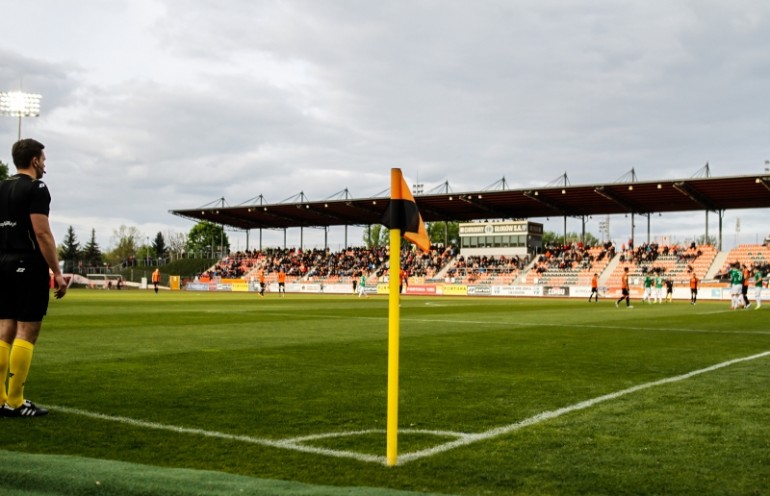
172, 172, 770, 300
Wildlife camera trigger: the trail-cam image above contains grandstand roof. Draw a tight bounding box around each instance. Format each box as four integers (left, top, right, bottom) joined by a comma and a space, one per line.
170, 174, 770, 231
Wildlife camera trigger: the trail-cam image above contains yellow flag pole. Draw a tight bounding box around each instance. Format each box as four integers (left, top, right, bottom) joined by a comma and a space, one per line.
386, 169, 402, 467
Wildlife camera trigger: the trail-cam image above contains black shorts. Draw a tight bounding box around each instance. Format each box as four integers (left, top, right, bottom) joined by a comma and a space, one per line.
621, 288, 629, 297
0, 258, 50, 322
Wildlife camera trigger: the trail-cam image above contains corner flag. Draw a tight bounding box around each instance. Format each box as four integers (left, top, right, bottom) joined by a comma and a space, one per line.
381, 170, 430, 253
382, 168, 430, 467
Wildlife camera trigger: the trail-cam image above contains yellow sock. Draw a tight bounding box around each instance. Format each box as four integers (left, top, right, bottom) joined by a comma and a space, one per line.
8, 339, 34, 409
0, 340, 11, 405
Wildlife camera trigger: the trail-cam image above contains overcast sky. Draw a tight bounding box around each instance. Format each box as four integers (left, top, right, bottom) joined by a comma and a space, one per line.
2, 0, 769, 253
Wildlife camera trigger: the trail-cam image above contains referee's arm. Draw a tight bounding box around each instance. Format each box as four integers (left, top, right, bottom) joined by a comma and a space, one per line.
31, 213, 67, 299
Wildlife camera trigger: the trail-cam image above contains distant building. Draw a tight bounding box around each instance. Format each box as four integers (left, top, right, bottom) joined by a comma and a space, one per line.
459, 220, 543, 257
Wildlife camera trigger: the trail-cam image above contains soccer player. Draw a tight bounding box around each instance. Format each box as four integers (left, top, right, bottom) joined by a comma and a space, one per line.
742, 265, 751, 309
642, 273, 653, 304
665, 278, 674, 303
689, 272, 699, 305
753, 268, 764, 309
277, 267, 286, 297
728, 263, 744, 310
0, 139, 67, 417
258, 269, 266, 297
616, 267, 632, 308
588, 273, 599, 302
357, 271, 369, 298
654, 273, 664, 304
152, 268, 160, 294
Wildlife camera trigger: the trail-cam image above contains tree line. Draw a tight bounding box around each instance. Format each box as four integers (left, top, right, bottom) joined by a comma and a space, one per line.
56, 222, 232, 274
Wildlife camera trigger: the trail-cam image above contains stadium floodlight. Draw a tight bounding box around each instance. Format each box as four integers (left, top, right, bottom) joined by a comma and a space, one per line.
0, 91, 42, 140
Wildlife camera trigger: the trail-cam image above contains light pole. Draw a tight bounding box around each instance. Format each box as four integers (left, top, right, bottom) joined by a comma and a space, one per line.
0, 91, 42, 140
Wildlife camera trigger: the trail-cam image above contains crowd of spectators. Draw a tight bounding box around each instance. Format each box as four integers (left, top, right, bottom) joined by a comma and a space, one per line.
203, 254, 255, 279
401, 245, 455, 279
448, 254, 526, 280
193, 239, 767, 288
264, 247, 387, 279
531, 242, 613, 274
618, 241, 707, 266
198, 245, 456, 282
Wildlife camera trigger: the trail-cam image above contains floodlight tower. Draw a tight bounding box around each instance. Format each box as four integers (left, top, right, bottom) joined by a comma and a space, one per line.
0, 91, 42, 140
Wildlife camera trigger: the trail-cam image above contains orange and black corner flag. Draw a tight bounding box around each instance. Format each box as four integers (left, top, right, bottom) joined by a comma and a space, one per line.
381, 169, 431, 252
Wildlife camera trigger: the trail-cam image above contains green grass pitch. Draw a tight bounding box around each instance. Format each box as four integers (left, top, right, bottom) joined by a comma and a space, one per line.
2, 290, 769, 495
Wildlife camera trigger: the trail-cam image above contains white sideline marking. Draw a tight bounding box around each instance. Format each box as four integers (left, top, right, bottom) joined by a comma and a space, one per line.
398, 350, 770, 464
392, 317, 770, 336
47, 405, 385, 464
48, 350, 770, 466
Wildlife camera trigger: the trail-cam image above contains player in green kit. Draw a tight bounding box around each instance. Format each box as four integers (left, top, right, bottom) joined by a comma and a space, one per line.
357, 271, 369, 298
642, 274, 653, 304
728, 263, 744, 310
654, 273, 664, 304
753, 268, 764, 309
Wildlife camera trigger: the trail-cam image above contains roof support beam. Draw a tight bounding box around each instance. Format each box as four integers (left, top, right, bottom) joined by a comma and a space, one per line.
593, 186, 639, 213
672, 182, 718, 211
523, 191, 567, 214
344, 200, 383, 218
458, 194, 507, 217
754, 176, 770, 193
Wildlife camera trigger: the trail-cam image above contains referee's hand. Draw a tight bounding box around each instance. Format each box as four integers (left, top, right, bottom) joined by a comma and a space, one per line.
53, 274, 67, 299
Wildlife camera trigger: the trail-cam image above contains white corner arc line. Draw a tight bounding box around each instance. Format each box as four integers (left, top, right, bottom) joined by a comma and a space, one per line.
47, 350, 770, 466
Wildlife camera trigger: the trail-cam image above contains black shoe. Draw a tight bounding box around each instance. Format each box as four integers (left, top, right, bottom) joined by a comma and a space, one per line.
1, 400, 49, 417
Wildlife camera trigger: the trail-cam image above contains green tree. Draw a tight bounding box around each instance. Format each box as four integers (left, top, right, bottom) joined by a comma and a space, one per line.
566, 231, 600, 246
110, 225, 142, 263
427, 221, 459, 246
542, 230, 561, 247
186, 222, 229, 257
543, 230, 600, 247
363, 225, 389, 248
695, 234, 717, 246
0, 160, 9, 180
82, 229, 103, 269
152, 232, 167, 259
165, 230, 187, 259
59, 226, 80, 273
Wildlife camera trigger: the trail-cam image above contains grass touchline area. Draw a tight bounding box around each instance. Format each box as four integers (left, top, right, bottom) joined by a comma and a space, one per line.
41, 350, 770, 468
2, 291, 768, 496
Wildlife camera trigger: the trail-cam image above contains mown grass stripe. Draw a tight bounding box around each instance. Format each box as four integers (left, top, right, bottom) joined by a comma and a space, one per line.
398, 350, 770, 464
47, 350, 769, 466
